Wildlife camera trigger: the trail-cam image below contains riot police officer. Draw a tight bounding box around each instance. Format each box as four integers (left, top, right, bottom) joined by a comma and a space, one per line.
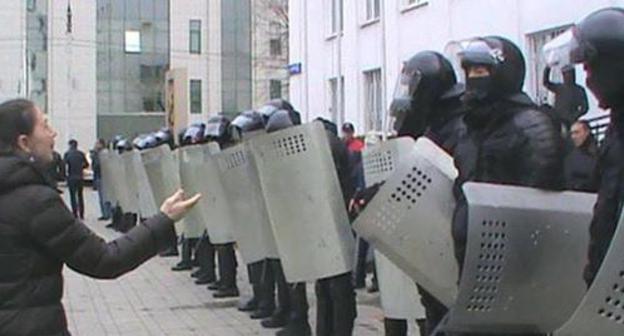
228, 110, 280, 321
204, 116, 240, 299
544, 7, 624, 286
261, 104, 313, 336
451, 36, 562, 336
385, 50, 467, 336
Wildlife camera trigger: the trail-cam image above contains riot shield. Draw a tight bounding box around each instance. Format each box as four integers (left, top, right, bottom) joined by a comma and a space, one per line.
131, 150, 158, 219
180, 143, 235, 244
250, 122, 355, 282
98, 150, 117, 206
554, 211, 624, 336
353, 137, 459, 306
216, 143, 279, 264
362, 137, 425, 319
443, 182, 595, 334
179, 145, 211, 239
120, 151, 140, 214
141, 145, 183, 232
108, 151, 135, 212
376, 251, 425, 319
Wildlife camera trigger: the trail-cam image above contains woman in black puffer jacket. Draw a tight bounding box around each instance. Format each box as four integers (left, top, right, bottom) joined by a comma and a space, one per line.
0, 99, 201, 336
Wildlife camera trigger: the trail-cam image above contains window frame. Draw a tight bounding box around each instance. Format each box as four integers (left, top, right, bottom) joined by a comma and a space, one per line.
189, 19, 202, 54
124, 30, 142, 54
189, 79, 202, 114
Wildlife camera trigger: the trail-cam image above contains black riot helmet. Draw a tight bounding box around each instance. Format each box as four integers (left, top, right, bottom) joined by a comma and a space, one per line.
265, 109, 295, 133
182, 123, 206, 145
231, 110, 265, 133
315, 117, 339, 136
114, 138, 132, 153
544, 8, 624, 109
132, 134, 147, 149
389, 51, 462, 135
205, 115, 233, 146
154, 127, 175, 149
458, 36, 526, 103
259, 99, 302, 126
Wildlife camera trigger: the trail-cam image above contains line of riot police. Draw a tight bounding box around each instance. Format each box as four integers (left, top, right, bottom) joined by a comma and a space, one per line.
96, 7, 624, 336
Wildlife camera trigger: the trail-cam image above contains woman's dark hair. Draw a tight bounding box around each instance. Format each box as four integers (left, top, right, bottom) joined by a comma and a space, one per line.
0, 99, 37, 154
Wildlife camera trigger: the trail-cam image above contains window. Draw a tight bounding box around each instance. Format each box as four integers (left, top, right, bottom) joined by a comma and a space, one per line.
270, 80, 282, 99
329, 77, 345, 125
365, 0, 380, 21
125, 30, 141, 53
527, 26, 572, 105
364, 69, 383, 131
330, 0, 344, 35
190, 80, 202, 114
189, 20, 201, 54
270, 38, 282, 56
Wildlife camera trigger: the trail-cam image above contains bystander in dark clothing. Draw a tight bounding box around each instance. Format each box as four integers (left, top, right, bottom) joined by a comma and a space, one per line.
564, 121, 599, 192
46, 151, 65, 187
64, 140, 88, 219
543, 66, 589, 128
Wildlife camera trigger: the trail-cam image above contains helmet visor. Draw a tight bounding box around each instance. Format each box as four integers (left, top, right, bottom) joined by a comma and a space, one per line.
543, 28, 595, 70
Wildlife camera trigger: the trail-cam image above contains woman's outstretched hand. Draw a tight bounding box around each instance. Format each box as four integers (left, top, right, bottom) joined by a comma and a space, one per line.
160, 189, 202, 222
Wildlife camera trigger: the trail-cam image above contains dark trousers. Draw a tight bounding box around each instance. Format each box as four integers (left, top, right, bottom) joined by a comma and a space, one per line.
216, 243, 237, 288
67, 178, 85, 219
196, 234, 216, 278
353, 238, 370, 287
384, 318, 407, 336
288, 282, 309, 323
315, 272, 357, 336
417, 285, 448, 335
263, 258, 291, 314
180, 237, 199, 265
93, 177, 111, 219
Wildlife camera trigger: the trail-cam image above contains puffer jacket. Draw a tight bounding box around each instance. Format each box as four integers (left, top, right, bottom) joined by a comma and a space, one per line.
0, 155, 176, 336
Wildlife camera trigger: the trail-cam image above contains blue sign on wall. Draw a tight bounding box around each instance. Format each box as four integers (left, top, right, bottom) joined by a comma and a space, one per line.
288, 63, 302, 75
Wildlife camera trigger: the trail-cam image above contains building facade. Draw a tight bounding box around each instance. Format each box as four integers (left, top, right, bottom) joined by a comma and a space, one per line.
0, 0, 288, 150
289, 0, 623, 134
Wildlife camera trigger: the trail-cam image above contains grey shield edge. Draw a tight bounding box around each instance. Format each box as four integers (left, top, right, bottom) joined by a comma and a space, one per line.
554, 210, 624, 336
442, 182, 595, 334
131, 150, 158, 219
216, 143, 279, 264
376, 251, 425, 319
141, 145, 184, 233
362, 137, 425, 319
185, 144, 236, 244
177, 147, 206, 238
120, 151, 141, 214
250, 121, 355, 282
353, 136, 459, 306
109, 151, 135, 213
98, 150, 117, 207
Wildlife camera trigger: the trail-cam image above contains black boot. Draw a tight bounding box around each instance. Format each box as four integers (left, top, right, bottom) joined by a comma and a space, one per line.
275, 319, 312, 336
213, 286, 240, 299
194, 234, 216, 281
171, 238, 193, 271
260, 308, 289, 328
384, 318, 408, 336
195, 273, 216, 285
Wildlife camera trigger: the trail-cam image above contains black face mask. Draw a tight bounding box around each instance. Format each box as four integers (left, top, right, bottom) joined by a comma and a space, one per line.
464, 77, 493, 105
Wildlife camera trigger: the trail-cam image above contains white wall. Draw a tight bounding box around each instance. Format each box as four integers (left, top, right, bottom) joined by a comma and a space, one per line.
0, 1, 26, 103
48, 0, 97, 154
169, 0, 211, 125
290, 0, 624, 134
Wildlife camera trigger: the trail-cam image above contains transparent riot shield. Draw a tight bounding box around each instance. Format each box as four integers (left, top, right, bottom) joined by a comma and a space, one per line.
554, 211, 624, 336
120, 151, 140, 214
98, 150, 117, 207
443, 182, 595, 334
180, 143, 235, 244
250, 122, 355, 282
108, 151, 134, 212
353, 137, 459, 306
216, 143, 279, 264
178, 145, 211, 239
141, 145, 183, 232
362, 137, 425, 319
